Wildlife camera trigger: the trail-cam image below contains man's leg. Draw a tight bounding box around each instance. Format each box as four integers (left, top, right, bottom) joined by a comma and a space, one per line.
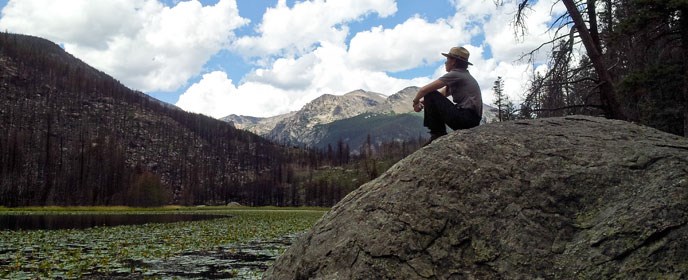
447, 109, 481, 130
423, 91, 457, 135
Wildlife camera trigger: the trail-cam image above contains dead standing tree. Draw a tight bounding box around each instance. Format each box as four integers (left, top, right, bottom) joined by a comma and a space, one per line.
510, 0, 626, 120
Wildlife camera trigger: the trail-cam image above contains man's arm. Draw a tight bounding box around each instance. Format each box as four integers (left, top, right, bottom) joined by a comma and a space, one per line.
413, 79, 446, 104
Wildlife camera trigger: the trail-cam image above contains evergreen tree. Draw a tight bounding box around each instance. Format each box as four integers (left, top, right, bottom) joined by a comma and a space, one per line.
492, 76, 516, 121
493, 77, 505, 122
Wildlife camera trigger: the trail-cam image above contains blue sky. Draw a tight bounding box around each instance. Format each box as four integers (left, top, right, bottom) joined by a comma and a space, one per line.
0, 0, 564, 118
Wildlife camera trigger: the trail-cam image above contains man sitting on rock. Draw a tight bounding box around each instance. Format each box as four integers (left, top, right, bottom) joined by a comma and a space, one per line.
412, 46, 483, 145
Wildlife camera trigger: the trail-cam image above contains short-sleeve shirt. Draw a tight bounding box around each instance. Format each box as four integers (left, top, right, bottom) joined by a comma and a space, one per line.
438, 69, 483, 117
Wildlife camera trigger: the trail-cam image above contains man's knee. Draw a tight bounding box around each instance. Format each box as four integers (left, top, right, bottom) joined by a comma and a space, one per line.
448, 109, 481, 130
424, 90, 442, 102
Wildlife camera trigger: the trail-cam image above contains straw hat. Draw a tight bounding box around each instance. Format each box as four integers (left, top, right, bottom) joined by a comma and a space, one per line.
442, 46, 473, 65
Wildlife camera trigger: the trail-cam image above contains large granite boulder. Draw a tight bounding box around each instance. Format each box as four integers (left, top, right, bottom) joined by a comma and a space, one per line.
264, 116, 688, 279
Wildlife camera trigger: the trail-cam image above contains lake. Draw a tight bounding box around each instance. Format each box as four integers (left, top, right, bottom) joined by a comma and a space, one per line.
0, 213, 229, 230
0, 208, 326, 279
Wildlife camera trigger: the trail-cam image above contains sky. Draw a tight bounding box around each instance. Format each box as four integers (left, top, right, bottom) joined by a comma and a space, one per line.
0, 0, 564, 118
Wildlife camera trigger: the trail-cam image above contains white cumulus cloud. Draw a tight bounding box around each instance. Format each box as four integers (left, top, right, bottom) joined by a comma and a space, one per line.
1, 0, 567, 118
178, 0, 567, 118
483, 0, 566, 63
177, 71, 297, 118
0, 0, 248, 92
232, 0, 397, 58
348, 16, 469, 72
179, 41, 427, 118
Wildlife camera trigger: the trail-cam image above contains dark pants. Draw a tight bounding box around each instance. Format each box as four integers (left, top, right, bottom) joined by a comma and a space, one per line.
423, 90, 480, 135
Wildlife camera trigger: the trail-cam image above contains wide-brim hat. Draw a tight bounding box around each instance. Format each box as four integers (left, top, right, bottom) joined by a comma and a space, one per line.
442, 46, 473, 65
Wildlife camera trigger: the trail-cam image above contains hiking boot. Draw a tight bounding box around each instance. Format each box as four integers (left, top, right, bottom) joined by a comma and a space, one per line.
423, 133, 446, 147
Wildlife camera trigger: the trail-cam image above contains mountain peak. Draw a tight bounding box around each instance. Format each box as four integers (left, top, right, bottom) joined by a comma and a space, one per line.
343, 89, 385, 100
267, 89, 388, 143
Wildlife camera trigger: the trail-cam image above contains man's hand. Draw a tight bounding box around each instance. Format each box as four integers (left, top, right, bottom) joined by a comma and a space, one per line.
413, 99, 424, 112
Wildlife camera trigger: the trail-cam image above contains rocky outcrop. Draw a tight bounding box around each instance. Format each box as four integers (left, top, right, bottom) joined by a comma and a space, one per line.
264, 116, 688, 279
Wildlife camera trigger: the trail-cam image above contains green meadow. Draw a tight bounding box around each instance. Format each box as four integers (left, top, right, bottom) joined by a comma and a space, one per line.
0, 206, 327, 279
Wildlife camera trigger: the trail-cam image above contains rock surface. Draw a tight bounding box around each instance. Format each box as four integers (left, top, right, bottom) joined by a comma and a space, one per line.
264, 116, 688, 279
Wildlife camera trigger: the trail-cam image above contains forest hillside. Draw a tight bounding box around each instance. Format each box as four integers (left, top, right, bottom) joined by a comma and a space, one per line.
0, 33, 421, 207
0, 33, 283, 206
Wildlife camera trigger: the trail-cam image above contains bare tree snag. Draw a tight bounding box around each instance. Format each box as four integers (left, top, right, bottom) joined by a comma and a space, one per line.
561, 0, 626, 120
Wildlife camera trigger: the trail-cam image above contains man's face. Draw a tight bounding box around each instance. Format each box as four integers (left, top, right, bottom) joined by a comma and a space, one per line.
444, 57, 455, 72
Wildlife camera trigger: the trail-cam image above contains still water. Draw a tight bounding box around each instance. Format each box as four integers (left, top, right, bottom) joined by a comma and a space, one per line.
0, 213, 229, 230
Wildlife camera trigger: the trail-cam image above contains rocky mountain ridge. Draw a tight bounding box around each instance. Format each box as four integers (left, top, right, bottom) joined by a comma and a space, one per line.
223, 89, 389, 140
267, 89, 387, 144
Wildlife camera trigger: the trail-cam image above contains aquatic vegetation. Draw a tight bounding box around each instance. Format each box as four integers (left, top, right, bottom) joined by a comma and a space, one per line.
0, 208, 326, 279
